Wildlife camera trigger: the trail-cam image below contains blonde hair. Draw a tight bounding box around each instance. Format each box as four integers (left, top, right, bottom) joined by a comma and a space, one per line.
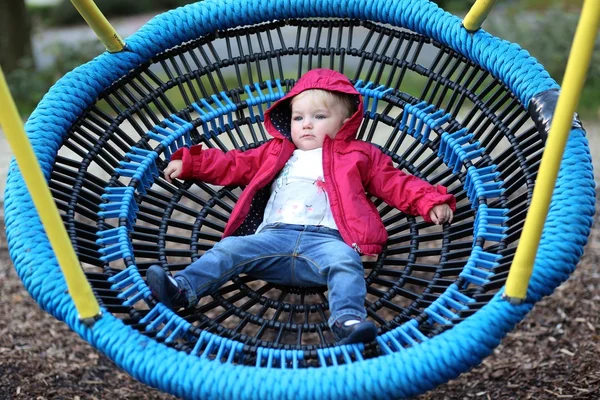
290, 89, 357, 119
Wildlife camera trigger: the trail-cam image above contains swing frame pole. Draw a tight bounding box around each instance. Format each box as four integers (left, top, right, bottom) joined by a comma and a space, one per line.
0, 66, 102, 326
463, 0, 498, 32
504, 0, 600, 303
70, 0, 125, 52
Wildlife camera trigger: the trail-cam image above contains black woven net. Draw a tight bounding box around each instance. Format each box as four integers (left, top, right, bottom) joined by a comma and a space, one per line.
52, 19, 540, 365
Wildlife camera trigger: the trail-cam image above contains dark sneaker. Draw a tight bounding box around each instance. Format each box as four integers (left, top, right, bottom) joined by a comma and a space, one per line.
146, 265, 189, 310
331, 316, 377, 345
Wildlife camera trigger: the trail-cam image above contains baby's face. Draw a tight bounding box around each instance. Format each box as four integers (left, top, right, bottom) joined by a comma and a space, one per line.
290, 94, 349, 151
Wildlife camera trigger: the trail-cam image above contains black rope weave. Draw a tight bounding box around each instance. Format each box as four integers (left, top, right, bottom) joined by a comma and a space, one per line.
49, 19, 541, 365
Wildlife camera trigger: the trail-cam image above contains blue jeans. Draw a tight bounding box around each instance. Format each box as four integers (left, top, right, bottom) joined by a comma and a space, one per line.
175, 223, 367, 326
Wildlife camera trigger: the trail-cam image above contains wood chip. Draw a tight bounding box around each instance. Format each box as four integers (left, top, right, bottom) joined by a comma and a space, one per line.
544, 389, 560, 396
573, 387, 589, 393
557, 307, 568, 320
587, 321, 596, 331
560, 348, 575, 357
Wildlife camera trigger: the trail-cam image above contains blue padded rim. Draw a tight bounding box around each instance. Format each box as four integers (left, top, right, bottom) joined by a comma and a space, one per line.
4, 0, 594, 398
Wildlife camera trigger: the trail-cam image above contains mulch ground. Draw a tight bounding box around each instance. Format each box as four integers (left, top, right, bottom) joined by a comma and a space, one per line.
0, 208, 598, 400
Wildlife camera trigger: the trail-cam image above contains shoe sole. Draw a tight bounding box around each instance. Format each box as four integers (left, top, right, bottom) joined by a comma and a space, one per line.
337, 323, 378, 345
146, 266, 175, 310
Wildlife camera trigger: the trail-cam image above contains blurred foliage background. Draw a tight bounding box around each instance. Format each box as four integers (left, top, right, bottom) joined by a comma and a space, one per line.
28, 0, 194, 27
2, 0, 597, 118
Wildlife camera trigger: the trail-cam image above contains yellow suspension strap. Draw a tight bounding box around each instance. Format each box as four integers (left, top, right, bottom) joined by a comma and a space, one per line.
463, 0, 499, 32
70, 0, 125, 52
504, 0, 600, 304
0, 66, 102, 326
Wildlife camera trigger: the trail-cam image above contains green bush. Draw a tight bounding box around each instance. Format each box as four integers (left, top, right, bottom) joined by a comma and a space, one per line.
7, 40, 104, 116
487, 7, 600, 117
430, 0, 475, 13
513, 0, 582, 11
31, 0, 196, 27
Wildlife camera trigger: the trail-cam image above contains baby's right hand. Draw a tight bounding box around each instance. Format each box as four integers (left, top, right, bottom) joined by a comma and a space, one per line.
164, 160, 183, 183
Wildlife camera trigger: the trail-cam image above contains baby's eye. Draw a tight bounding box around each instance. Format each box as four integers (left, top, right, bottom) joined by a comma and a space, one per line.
293, 116, 303, 121
315, 114, 327, 119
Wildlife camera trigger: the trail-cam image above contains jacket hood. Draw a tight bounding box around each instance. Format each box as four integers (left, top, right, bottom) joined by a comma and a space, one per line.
264, 69, 364, 142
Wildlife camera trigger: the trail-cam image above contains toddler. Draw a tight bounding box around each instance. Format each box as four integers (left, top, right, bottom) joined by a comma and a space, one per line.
147, 69, 455, 344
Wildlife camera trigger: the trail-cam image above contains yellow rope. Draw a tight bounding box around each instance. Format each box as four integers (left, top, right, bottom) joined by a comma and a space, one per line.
70, 0, 125, 52
463, 0, 498, 32
504, 0, 600, 303
0, 66, 101, 324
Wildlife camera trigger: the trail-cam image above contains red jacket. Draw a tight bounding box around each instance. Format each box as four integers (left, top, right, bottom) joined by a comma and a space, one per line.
171, 69, 456, 255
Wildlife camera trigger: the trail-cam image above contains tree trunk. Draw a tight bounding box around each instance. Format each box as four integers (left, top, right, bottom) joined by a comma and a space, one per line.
0, 0, 33, 74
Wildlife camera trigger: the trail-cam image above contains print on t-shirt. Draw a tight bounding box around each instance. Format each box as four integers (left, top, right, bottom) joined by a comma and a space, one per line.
257, 148, 338, 231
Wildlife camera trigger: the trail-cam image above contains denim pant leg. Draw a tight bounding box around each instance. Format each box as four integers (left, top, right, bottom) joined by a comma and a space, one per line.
175, 227, 301, 306
293, 227, 367, 327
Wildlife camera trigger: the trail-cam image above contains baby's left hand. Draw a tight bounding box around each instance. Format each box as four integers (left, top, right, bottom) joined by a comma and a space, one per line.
429, 204, 453, 225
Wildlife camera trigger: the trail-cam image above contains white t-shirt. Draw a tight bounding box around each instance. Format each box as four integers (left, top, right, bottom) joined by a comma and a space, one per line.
256, 148, 338, 232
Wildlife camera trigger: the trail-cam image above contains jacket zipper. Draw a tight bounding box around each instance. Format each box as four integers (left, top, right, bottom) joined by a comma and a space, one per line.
323, 138, 361, 254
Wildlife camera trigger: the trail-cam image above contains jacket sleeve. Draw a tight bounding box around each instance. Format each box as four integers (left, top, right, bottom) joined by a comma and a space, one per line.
169, 143, 270, 186
365, 148, 456, 222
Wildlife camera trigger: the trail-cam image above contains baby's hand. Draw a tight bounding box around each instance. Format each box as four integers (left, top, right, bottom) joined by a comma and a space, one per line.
164, 160, 183, 183
429, 204, 453, 225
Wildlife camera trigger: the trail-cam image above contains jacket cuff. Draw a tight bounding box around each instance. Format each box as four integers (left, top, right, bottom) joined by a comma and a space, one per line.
173, 145, 202, 180
418, 185, 457, 223
171, 147, 185, 161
